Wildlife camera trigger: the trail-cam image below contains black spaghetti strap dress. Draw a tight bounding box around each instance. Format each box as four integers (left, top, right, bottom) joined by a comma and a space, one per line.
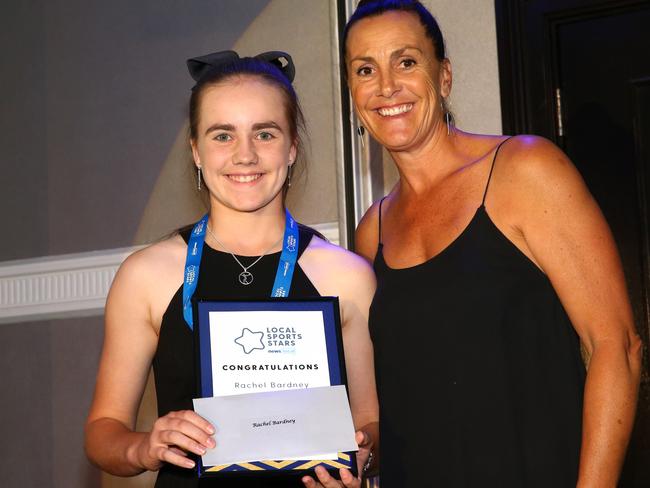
369, 141, 586, 487
152, 226, 321, 487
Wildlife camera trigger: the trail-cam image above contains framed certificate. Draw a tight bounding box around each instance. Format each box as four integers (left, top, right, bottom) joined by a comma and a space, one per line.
192, 297, 358, 478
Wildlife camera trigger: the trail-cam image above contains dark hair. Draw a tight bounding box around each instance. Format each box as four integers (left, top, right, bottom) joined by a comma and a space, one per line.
342, 0, 453, 123
188, 53, 307, 197
342, 0, 446, 77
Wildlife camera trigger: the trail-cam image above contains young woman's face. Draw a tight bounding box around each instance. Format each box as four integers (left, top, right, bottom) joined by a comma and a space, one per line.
346, 11, 451, 153
191, 76, 297, 214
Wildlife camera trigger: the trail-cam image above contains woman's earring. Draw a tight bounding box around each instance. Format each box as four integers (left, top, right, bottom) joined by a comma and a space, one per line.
197, 166, 202, 191
286, 162, 293, 188
442, 98, 453, 136
357, 125, 365, 149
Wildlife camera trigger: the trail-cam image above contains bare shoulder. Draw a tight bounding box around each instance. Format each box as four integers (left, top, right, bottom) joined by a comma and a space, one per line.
107, 235, 186, 328
300, 234, 376, 300
498, 135, 581, 185
354, 199, 383, 263
115, 235, 186, 286
489, 135, 590, 209
300, 235, 376, 326
303, 235, 376, 286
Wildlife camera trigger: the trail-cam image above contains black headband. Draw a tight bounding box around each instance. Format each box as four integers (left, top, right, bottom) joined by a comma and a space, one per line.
186, 50, 296, 89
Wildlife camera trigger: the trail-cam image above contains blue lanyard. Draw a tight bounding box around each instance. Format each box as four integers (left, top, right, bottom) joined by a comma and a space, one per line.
272, 209, 299, 298
182, 208, 299, 329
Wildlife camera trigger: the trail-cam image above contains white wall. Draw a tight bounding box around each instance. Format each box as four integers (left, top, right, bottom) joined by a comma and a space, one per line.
382, 0, 503, 192
425, 0, 502, 135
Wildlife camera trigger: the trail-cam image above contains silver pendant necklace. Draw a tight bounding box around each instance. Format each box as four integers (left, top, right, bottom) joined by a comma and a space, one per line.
206, 224, 282, 286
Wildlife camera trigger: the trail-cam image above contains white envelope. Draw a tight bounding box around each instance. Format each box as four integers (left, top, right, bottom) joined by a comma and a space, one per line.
193, 385, 358, 466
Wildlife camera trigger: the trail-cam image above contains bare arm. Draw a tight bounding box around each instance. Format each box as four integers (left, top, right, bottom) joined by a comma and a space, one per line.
299, 238, 379, 487
340, 256, 379, 480
84, 244, 214, 476
354, 200, 381, 264
494, 137, 643, 487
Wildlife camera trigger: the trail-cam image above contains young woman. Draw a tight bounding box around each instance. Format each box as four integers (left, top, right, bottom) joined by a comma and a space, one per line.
85, 50, 378, 488
344, 1, 642, 486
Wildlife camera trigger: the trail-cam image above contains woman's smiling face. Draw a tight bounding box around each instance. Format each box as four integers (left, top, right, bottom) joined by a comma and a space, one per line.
190, 75, 296, 214
346, 10, 451, 153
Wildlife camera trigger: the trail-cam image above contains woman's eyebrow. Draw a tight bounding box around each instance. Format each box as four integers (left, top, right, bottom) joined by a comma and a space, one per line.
349, 54, 375, 64
390, 46, 423, 60
349, 45, 424, 64
252, 121, 282, 131
204, 123, 235, 136
204, 121, 282, 136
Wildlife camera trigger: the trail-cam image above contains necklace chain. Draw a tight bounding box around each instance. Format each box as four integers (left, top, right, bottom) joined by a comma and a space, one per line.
206, 224, 283, 285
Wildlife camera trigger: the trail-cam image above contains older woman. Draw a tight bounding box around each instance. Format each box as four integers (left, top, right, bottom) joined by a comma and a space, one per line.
344, 1, 642, 486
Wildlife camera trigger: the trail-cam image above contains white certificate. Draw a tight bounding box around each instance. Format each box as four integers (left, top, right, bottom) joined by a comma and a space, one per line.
208, 309, 332, 395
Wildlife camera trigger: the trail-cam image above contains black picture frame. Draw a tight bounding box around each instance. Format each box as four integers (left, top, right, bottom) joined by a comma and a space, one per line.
192, 296, 358, 479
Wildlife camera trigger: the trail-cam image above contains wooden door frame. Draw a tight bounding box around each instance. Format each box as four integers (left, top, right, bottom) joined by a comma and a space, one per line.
495, 0, 649, 133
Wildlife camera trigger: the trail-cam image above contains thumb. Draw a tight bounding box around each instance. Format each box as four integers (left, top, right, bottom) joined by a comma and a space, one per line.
355, 430, 371, 448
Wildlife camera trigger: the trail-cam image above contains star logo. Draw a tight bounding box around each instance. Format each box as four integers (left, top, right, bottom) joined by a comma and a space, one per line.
234, 328, 265, 354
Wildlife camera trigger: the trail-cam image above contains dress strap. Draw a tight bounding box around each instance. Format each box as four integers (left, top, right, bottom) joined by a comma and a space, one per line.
296, 225, 315, 258
378, 197, 387, 245
481, 137, 513, 206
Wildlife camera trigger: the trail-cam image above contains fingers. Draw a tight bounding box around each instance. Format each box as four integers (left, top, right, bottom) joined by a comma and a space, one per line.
156, 411, 215, 452
158, 446, 195, 469
158, 428, 211, 457
355, 429, 370, 448
141, 410, 216, 470
301, 430, 371, 487
168, 447, 188, 457
302, 465, 333, 488
353, 429, 373, 475
301, 474, 321, 488
339, 468, 359, 487
168, 410, 215, 431
302, 465, 360, 488
167, 410, 215, 439
314, 466, 336, 486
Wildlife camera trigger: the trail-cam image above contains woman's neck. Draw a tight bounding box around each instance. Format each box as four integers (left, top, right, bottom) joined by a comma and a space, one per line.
389, 128, 471, 197
206, 201, 286, 256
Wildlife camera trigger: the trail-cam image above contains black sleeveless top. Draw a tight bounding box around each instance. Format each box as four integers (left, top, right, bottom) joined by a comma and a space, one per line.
152, 226, 319, 487
369, 142, 586, 487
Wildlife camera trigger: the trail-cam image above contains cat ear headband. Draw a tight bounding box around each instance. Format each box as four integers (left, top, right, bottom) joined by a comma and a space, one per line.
186, 50, 295, 89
